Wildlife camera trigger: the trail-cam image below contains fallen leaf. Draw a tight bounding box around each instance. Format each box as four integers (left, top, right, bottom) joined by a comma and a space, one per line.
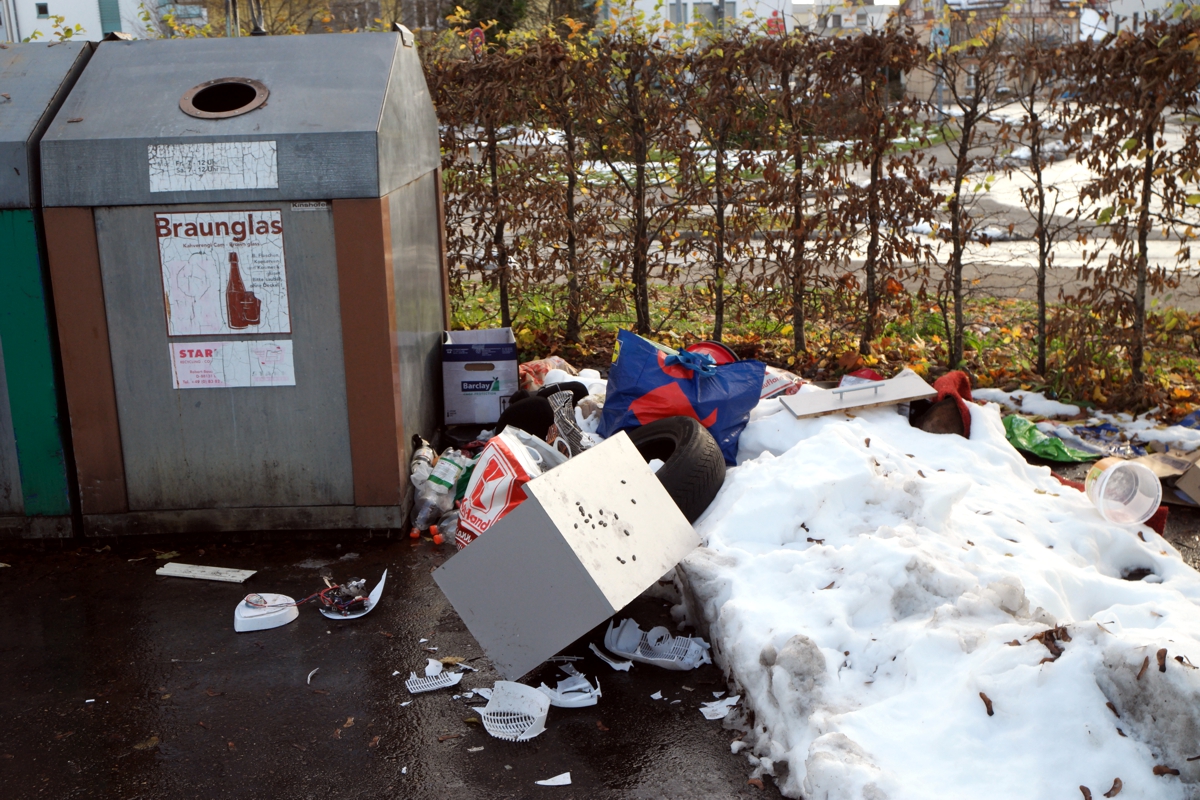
132, 736, 159, 751
61, 596, 76, 601
462, 717, 480, 725
1137, 656, 1150, 680
596, 721, 609, 731
438, 733, 462, 742
864, 438, 871, 447
1081, 787, 1093, 800
806, 537, 825, 545
378, 631, 394, 638
1103, 777, 1123, 797
343, 717, 355, 728
1106, 702, 1119, 717
1117, 728, 1126, 737
311, 689, 328, 695
440, 656, 465, 665
369, 736, 380, 748
1157, 648, 1168, 673
979, 692, 994, 716
197, 721, 207, 729
67, 117, 83, 123
748, 778, 764, 789
332, 729, 342, 740
1188, 755, 1200, 762
1007, 640, 1021, 646
821, 582, 835, 590
227, 741, 236, 751
205, 688, 224, 697
155, 551, 181, 560
917, 470, 926, 478
1153, 765, 1180, 776
54, 731, 75, 740
292, 743, 306, 751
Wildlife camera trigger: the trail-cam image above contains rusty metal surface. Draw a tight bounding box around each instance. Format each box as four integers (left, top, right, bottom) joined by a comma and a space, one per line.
94, 202, 354, 511
0, 41, 90, 209
40, 33, 440, 207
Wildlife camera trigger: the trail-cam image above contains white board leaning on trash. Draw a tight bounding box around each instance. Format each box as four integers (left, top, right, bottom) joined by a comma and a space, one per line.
780, 370, 936, 419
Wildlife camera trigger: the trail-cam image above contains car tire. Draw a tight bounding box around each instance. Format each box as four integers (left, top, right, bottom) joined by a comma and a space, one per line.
625, 416, 726, 523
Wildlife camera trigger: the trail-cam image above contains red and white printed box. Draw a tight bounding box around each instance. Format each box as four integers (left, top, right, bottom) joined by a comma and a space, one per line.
456, 427, 565, 550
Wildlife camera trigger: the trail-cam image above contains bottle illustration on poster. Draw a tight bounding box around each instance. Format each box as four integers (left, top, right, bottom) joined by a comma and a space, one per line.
225, 252, 263, 329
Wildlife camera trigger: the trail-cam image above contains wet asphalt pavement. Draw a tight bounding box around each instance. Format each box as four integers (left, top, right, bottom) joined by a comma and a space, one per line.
0, 535, 776, 800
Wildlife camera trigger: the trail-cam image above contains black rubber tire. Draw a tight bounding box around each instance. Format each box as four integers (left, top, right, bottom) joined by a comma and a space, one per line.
626, 416, 726, 523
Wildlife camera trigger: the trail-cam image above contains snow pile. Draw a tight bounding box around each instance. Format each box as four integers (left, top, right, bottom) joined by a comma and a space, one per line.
677, 401, 1200, 799
974, 388, 1080, 418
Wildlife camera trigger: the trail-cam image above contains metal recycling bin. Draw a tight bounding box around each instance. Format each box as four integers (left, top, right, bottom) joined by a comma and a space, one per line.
39, 32, 448, 536
0, 42, 91, 538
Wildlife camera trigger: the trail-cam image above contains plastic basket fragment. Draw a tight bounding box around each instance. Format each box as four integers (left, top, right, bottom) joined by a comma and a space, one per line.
603, 619, 712, 670
474, 681, 550, 742
405, 670, 463, 694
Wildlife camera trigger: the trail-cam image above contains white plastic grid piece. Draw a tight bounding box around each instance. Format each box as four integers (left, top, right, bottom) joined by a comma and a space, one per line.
405, 670, 463, 694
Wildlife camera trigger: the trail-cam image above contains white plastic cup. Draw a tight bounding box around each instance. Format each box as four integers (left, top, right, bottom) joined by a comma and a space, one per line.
1084, 457, 1162, 526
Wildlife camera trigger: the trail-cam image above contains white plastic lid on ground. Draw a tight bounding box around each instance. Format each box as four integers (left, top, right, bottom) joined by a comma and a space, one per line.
233, 593, 299, 632
474, 681, 550, 742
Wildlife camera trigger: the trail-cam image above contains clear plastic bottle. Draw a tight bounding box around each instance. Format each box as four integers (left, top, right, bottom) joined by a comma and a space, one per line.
410, 449, 470, 537
431, 510, 459, 546
410, 436, 436, 489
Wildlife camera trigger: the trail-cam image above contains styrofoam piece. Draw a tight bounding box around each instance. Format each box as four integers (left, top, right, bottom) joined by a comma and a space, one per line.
603, 619, 712, 670
157, 562, 256, 583
589, 642, 632, 671
537, 671, 601, 708
434, 433, 700, 680
779, 371, 936, 419
319, 570, 387, 620
405, 670, 463, 694
699, 695, 740, 720
536, 772, 572, 786
233, 593, 298, 632
476, 681, 550, 742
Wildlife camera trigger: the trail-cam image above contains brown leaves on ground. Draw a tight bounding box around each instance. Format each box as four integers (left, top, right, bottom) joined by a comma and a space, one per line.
1029, 626, 1072, 662
1137, 657, 1150, 680
132, 736, 159, 751
1103, 778, 1123, 797
369, 736, 380, 748
596, 721, 609, 731
1157, 648, 1168, 672
747, 778, 764, 789
342, 717, 355, 728
979, 692, 994, 716
1080, 787, 1093, 800
1153, 765, 1180, 776
205, 688, 224, 697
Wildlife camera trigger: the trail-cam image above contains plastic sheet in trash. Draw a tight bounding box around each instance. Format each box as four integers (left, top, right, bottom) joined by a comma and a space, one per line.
473, 681, 550, 741
603, 619, 712, 670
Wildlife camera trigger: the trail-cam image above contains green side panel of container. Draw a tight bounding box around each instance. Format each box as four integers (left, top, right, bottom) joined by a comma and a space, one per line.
0, 209, 71, 516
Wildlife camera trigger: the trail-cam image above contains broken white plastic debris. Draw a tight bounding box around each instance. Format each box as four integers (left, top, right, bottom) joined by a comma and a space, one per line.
476, 682, 550, 742
537, 671, 602, 708
468, 746, 484, 753
158, 562, 256, 583
474, 687, 493, 701
307, 668, 319, 685
400, 701, 412, 707
535, 772, 572, 786
699, 695, 740, 720
393, 671, 401, 677
319, 570, 387, 620
712, 691, 726, 699
419, 638, 428, 643
603, 619, 712, 670
425, 658, 444, 677
589, 642, 632, 671
85, 699, 94, 704
401, 767, 408, 775
405, 670, 463, 694
650, 691, 663, 700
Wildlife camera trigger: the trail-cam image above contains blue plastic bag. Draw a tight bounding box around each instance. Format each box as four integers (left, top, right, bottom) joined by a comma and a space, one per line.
599, 330, 765, 465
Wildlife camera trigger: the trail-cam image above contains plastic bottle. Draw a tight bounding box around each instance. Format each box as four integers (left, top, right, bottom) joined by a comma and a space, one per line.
410, 449, 470, 538
410, 436, 436, 489
431, 510, 459, 546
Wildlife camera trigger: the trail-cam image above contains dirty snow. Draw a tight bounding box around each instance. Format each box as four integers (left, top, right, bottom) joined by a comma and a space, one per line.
678, 400, 1200, 799
973, 388, 1080, 418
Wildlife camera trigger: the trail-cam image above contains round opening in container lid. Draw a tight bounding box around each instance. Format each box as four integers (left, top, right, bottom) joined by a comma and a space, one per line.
180, 78, 269, 119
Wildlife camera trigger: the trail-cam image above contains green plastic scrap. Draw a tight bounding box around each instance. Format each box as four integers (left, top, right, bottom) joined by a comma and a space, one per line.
1003, 415, 1097, 463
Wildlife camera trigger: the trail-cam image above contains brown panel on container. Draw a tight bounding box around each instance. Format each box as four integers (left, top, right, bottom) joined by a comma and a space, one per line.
333, 197, 405, 507
42, 207, 128, 515
435, 166, 452, 331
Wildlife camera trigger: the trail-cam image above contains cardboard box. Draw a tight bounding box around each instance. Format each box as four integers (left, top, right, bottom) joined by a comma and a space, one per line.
432, 432, 701, 680
1132, 450, 1200, 506
442, 328, 519, 425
